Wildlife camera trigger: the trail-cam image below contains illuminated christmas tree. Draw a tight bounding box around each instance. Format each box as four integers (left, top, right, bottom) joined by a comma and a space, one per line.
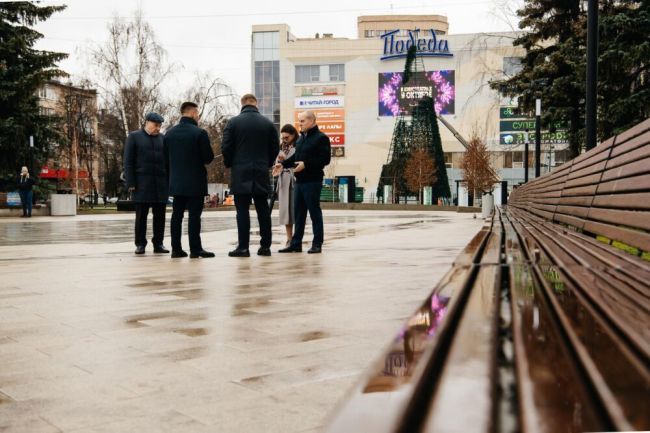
378, 46, 451, 203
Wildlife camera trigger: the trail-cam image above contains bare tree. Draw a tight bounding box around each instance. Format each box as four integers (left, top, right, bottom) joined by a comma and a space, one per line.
90, 9, 173, 140
405, 148, 437, 204
461, 133, 500, 200
166, 73, 240, 184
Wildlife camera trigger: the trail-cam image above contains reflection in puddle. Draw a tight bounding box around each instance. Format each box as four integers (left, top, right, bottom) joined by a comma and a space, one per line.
363, 294, 449, 392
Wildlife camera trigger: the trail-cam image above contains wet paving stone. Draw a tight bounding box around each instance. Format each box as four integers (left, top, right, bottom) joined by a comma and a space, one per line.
0, 210, 481, 433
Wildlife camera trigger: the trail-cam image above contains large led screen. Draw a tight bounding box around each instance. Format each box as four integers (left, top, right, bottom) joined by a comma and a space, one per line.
378, 71, 455, 116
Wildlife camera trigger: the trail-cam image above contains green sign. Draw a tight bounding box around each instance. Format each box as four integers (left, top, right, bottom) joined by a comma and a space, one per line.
500, 131, 569, 145
500, 119, 537, 132
499, 106, 525, 119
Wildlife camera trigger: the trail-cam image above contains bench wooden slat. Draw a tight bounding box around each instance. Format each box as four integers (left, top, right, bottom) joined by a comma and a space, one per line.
561, 184, 598, 197
421, 265, 499, 433
555, 205, 590, 218
601, 157, 650, 182
587, 207, 650, 231
609, 129, 650, 159
583, 220, 650, 252
606, 138, 650, 170
597, 173, 650, 194
591, 192, 650, 210
553, 213, 587, 230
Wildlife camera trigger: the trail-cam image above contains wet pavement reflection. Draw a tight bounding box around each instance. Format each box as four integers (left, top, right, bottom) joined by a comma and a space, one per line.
0, 212, 450, 246
0, 210, 481, 433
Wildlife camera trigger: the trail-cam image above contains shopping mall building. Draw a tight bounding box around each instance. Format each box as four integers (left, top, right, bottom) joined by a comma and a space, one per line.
251, 15, 570, 203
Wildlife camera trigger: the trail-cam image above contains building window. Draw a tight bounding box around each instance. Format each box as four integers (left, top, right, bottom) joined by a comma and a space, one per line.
252, 31, 280, 130
329, 64, 345, 81
295, 64, 345, 83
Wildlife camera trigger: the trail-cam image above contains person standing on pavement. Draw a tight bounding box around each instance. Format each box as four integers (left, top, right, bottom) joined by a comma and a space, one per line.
271, 124, 298, 247
221, 94, 279, 257
164, 102, 215, 258
16, 166, 35, 218
276, 110, 331, 254
124, 112, 169, 255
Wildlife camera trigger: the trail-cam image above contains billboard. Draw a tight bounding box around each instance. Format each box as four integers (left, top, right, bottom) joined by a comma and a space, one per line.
294, 108, 345, 148
294, 95, 344, 109
378, 70, 455, 116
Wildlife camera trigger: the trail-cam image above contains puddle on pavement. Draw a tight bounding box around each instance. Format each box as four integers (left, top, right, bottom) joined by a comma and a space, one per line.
299, 331, 329, 342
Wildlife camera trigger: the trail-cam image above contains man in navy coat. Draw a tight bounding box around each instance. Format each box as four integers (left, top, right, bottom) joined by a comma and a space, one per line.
164, 102, 215, 258
221, 94, 279, 257
124, 112, 169, 255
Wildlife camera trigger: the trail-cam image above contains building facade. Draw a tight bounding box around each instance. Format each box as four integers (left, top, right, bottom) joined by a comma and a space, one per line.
37, 80, 101, 196
252, 15, 569, 202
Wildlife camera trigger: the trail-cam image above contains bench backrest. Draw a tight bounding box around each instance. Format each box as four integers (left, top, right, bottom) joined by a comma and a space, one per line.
509, 118, 650, 254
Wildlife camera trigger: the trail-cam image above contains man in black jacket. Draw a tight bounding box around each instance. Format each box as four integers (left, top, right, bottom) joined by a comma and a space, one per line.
124, 112, 169, 255
276, 110, 331, 254
164, 102, 215, 258
222, 94, 279, 257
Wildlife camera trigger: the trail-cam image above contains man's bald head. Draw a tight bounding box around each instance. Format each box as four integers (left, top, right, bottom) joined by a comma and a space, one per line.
298, 110, 317, 132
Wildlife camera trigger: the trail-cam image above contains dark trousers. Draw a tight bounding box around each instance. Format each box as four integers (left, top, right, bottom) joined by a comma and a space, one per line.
234, 194, 272, 249
19, 190, 33, 216
134, 202, 166, 247
171, 195, 204, 253
291, 181, 323, 248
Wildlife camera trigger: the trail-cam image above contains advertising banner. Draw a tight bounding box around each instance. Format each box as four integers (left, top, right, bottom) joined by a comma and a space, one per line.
499, 106, 568, 145
295, 108, 345, 148
378, 70, 455, 116
294, 95, 344, 109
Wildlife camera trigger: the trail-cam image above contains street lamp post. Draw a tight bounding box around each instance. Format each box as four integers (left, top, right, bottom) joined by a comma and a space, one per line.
586, 0, 599, 151
535, 99, 542, 178
524, 129, 529, 183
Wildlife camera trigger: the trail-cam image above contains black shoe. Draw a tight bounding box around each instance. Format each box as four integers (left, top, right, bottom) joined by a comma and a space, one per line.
257, 247, 271, 256
228, 248, 250, 257
153, 245, 170, 254
171, 250, 188, 258
135, 245, 146, 255
308, 245, 322, 254
191, 250, 215, 258
279, 245, 302, 253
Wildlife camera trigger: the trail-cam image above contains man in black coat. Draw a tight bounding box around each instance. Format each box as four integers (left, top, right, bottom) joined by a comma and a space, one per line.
164, 102, 215, 258
222, 94, 279, 257
124, 112, 169, 254
276, 110, 331, 254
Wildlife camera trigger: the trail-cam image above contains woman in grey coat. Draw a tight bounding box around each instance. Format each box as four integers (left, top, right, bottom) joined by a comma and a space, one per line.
272, 124, 299, 247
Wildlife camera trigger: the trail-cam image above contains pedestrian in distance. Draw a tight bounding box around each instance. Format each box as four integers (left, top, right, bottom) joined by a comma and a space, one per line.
276, 110, 331, 254
222, 93, 279, 257
271, 124, 298, 247
124, 112, 170, 255
16, 166, 35, 218
164, 102, 215, 258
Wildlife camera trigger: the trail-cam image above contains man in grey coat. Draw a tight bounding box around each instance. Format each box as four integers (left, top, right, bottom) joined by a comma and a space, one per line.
124, 112, 169, 255
164, 102, 215, 258
221, 94, 279, 257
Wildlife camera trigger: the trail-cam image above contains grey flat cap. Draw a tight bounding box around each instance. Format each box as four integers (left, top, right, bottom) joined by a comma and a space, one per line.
145, 112, 164, 123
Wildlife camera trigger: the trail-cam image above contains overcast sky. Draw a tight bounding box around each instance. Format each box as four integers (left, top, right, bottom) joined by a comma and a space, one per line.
29, 0, 522, 99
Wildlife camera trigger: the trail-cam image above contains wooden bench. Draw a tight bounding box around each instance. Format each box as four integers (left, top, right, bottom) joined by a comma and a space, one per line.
321, 118, 650, 433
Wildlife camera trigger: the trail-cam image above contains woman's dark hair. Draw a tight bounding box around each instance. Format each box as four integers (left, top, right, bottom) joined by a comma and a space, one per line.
280, 124, 298, 142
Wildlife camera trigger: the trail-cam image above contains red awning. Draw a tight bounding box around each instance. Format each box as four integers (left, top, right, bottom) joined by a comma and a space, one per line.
40, 167, 89, 179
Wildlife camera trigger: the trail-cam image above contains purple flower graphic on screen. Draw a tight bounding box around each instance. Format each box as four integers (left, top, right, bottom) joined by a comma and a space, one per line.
378, 73, 403, 116
428, 71, 455, 115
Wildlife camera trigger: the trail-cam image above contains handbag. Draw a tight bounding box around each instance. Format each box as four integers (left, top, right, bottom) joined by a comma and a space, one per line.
116, 191, 136, 212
